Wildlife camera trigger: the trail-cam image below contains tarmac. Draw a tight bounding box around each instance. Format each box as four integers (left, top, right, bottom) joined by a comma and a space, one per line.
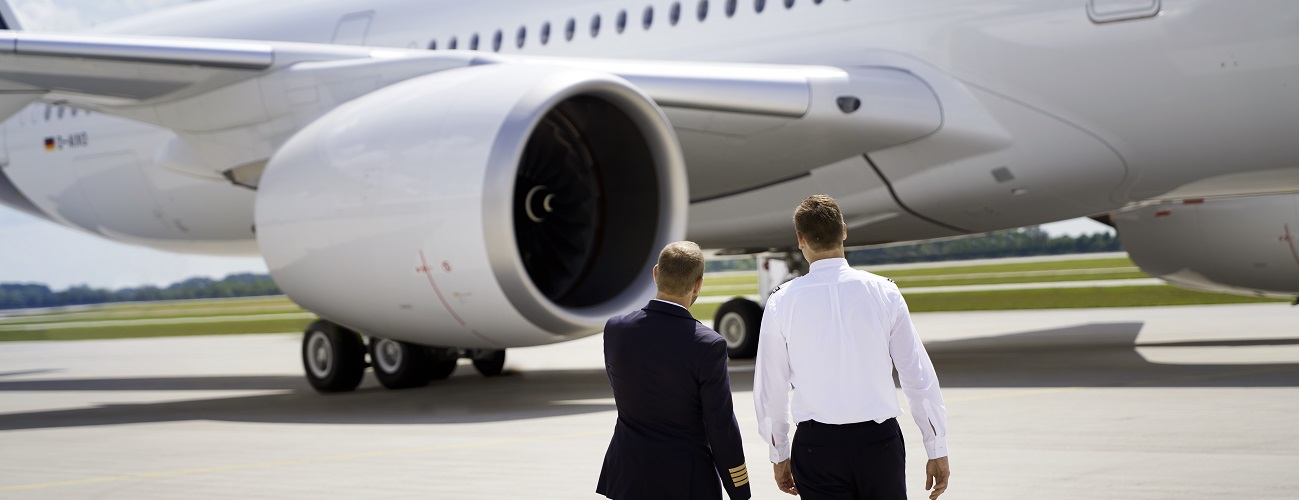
0, 303, 1297, 499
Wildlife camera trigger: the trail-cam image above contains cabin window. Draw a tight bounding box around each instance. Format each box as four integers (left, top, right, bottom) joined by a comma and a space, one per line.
591, 14, 602, 37
469, 33, 479, 50
566, 18, 577, 41
517, 26, 527, 48
427, 40, 437, 50
755, 0, 766, 13
698, 0, 709, 21
493, 29, 503, 51
726, 0, 737, 17
643, 6, 654, 29
617, 10, 628, 33
448, 37, 458, 49
670, 2, 682, 25
541, 22, 551, 45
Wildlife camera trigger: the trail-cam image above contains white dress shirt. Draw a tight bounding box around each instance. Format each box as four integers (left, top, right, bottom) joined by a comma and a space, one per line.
754, 258, 948, 462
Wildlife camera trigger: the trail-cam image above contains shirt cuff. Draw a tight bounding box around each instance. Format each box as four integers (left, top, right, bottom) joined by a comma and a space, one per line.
925, 436, 948, 459
769, 444, 790, 463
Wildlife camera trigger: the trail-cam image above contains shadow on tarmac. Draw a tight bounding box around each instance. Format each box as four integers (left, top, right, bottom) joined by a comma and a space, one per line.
918, 322, 1299, 388
1, 322, 1297, 431
0, 366, 616, 431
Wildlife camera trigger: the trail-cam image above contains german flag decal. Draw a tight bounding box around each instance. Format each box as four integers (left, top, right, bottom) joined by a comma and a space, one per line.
44, 138, 55, 151
729, 463, 749, 487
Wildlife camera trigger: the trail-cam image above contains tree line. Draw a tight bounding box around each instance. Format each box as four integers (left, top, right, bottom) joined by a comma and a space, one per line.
0, 273, 281, 310
4, 226, 1121, 309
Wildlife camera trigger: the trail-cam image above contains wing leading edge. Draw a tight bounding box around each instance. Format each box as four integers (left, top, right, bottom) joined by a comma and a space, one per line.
0, 31, 941, 185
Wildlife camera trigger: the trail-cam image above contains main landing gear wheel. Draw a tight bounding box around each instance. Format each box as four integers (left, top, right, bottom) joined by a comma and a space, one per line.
302, 320, 366, 393
472, 349, 507, 377
370, 338, 435, 390
715, 298, 763, 359
427, 348, 459, 381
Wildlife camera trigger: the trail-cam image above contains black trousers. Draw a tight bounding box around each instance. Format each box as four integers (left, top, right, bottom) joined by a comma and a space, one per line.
791, 418, 906, 500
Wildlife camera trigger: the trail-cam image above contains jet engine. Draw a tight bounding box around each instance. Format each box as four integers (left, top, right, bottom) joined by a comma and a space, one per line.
255, 64, 687, 349
1112, 193, 1299, 299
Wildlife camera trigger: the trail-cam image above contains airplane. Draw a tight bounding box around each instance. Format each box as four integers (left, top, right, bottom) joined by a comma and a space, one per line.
0, 0, 1295, 393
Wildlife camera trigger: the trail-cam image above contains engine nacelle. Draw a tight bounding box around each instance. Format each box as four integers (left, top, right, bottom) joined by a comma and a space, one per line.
1113, 194, 1299, 298
255, 64, 687, 348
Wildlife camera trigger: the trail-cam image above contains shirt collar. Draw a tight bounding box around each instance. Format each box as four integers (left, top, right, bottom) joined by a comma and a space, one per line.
809, 257, 849, 273
651, 299, 690, 311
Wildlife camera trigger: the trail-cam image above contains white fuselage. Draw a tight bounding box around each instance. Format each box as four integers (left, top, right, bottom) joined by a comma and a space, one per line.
4, 0, 1298, 251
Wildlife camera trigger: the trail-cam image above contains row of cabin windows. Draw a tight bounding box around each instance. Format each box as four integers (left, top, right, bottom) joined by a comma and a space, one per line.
40, 105, 86, 122
428, 0, 833, 52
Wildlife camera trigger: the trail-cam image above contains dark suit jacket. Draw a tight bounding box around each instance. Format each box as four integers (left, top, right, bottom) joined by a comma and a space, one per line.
596, 300, 752, 500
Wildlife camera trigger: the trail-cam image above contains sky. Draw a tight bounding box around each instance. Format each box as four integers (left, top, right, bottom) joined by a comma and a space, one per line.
0, 0, 1116, 291
9, 0, 197, 31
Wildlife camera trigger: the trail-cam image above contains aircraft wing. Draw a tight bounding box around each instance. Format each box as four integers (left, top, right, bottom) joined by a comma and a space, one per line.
0, 31, 941, 185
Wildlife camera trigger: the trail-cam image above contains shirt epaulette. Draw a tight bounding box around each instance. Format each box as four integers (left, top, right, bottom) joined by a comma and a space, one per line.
771, 276, 800, 295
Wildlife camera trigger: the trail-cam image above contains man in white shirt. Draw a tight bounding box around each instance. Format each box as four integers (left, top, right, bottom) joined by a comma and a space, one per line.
754, 195, 950, 500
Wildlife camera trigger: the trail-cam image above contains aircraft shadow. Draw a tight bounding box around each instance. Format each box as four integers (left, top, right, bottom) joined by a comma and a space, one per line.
1, 322, 1296, 431
729, 322, 1299, 389
906, 322, 1299, 389
0, 367, 616, 431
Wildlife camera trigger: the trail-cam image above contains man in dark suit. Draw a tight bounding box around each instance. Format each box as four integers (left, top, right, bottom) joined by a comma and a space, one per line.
597, 241, 752, 500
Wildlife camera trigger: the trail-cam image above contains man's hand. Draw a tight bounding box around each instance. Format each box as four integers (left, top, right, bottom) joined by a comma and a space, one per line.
773, 459, 798, 496
925, 456, 950, 499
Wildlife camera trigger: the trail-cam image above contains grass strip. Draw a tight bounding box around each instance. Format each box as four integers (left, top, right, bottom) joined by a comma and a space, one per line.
0, 318, 316, 342
890, 271, 1151, 288
0, 307, 308, 326
690, 285, 1286, 320
866, 258, 1136, 278
902, 286, 1284, 312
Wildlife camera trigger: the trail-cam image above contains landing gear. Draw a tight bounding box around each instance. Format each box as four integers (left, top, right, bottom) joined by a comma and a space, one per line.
370, 338, 435, 389
302, 320, 366, 393
299, 319, 508, 391
471, 349, 507, 377
715, 298, 763, 358
428, 354, 459, 381
710, 249, 808, 360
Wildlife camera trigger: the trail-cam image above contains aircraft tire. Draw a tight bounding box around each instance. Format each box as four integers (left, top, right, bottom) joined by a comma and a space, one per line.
715, 298, 762, 359
428, 356, 458, 381
472, 350, 507, 377
301, 320, 366, 393
370, 337, 434, 390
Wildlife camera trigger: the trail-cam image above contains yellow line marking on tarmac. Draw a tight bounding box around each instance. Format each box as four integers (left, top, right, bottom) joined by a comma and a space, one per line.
0, 430, 606, 493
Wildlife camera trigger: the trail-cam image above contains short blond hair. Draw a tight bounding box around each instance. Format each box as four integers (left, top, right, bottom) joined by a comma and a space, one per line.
655, 241, 704, 296
794, 195, 845, 252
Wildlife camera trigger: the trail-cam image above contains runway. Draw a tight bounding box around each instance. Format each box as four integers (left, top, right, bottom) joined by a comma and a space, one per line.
0, 303, 1296, 499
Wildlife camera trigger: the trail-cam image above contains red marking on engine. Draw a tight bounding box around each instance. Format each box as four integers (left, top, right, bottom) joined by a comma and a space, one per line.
418, 250, 500, 346
1155, 210, 1172, 218
1284, 224, 1299, 270
1182, 199, 1204, 205
419, 251, 465, 326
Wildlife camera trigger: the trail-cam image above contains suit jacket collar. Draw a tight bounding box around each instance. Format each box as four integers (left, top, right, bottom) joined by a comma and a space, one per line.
643, 299, 698, 322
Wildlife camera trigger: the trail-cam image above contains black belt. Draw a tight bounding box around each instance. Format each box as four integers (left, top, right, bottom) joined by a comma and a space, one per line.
797, 418, 892, 429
